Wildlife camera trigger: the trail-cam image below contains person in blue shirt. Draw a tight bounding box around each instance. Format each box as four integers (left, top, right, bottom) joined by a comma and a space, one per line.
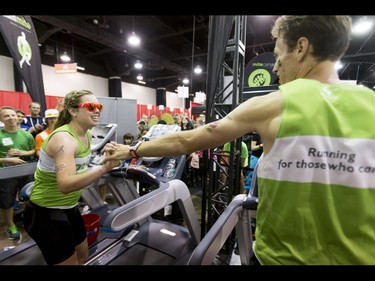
15, 109, 30, 131
22, 102, 45, 138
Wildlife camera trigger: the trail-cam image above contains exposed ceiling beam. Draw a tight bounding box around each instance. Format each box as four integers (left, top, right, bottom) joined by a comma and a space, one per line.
31, 15, 191, 76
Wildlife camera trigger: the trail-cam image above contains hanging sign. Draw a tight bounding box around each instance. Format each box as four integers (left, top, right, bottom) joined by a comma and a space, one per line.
54, 63, 77, 74
177, 86, 189, 98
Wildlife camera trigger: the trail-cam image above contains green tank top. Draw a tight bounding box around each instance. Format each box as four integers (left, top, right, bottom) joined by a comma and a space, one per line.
255, 79, 375, 264
30, 124, 92, 208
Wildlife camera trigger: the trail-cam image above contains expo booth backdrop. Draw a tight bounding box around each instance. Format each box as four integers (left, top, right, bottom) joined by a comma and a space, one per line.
0, 90, 192, 144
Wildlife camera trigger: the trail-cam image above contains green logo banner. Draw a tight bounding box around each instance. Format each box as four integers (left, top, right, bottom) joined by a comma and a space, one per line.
244, 52, 278, 87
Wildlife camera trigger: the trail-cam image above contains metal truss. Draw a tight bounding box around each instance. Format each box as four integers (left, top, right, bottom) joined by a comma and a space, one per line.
200, 15, 247, 235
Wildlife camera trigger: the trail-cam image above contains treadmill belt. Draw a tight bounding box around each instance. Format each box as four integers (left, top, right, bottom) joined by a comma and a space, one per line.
109, 244, 175, 265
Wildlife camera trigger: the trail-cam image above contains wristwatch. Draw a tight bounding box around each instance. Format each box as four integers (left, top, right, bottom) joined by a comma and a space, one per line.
129, 141, 143, 158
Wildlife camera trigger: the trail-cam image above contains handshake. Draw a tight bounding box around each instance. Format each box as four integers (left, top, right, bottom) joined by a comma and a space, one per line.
100, 142, 132, 164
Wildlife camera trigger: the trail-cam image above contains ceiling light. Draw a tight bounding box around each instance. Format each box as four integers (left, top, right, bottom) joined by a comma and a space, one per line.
134, 61, 143, 69
137, 74, 143, 80
353, 16, 373, 34
182, 77, 189, 84
335, 61, 343, 70
194, 65, 202, 74
128, 32, 140, 46
60, 51, 71, 62
138, 80, 146, 85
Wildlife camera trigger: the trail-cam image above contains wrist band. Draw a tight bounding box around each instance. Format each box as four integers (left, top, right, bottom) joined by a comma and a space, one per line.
130, 149, 139, 158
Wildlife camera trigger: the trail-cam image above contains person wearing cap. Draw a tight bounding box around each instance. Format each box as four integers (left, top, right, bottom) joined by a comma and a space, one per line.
34, 109, 59, 157
137, 119, 146, 127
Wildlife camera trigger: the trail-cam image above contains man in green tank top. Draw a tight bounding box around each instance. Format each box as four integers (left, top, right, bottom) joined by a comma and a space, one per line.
103, 16, 375, 265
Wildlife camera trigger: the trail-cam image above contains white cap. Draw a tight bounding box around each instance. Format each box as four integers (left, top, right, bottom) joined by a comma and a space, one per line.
45, 109, 59, 119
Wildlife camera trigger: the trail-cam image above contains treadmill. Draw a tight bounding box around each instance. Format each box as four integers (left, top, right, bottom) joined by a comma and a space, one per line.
187, 194, 257, 265
84, 123, 257, 265
82, 124, 198, 265
83, 123, 187, 225
186, 166, 259, 265
85, 164, 258, 265
84, 165, 201, 265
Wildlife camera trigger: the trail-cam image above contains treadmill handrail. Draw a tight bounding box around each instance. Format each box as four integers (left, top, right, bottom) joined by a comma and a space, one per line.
187, 194, 248, 265
110, 165, 160, 186
90, 123, 118, 152
0, 162, 37, 179
102, 179, 201, 244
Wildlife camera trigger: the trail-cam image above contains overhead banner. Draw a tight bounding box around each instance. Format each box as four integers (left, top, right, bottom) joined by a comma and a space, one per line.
244, 52, 278, 87
0, 15, 46, 112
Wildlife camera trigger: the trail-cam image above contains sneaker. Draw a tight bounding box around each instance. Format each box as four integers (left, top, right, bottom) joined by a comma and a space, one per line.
7, 227, 22, 244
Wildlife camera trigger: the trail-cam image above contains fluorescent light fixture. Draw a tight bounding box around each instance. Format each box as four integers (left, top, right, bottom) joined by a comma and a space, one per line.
194, 65, 202, 74
60, 51, 71, 62
138, 80, 146, 85
353, 17, 373, 34
128, 32, 140, 46
77, 65, 85, 71
134, 61, 143, 69
335, 61, 343, 70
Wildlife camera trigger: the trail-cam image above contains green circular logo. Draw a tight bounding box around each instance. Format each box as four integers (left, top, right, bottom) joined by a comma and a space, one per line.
248, 69, 271, 86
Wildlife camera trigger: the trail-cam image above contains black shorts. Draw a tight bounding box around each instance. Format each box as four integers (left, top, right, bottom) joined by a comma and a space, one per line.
22, 201, 87, 265
0, 175, 33, 209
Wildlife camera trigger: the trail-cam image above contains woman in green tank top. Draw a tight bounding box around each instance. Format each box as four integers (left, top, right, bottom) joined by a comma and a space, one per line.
23, 90, 121, 265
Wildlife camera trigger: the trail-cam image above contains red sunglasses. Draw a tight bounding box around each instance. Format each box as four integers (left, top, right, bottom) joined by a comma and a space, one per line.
77, 103, 104, 112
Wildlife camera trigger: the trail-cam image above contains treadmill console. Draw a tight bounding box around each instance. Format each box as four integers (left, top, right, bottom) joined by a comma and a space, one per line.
142, 124, 180, 141
119, 124, 186, 183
